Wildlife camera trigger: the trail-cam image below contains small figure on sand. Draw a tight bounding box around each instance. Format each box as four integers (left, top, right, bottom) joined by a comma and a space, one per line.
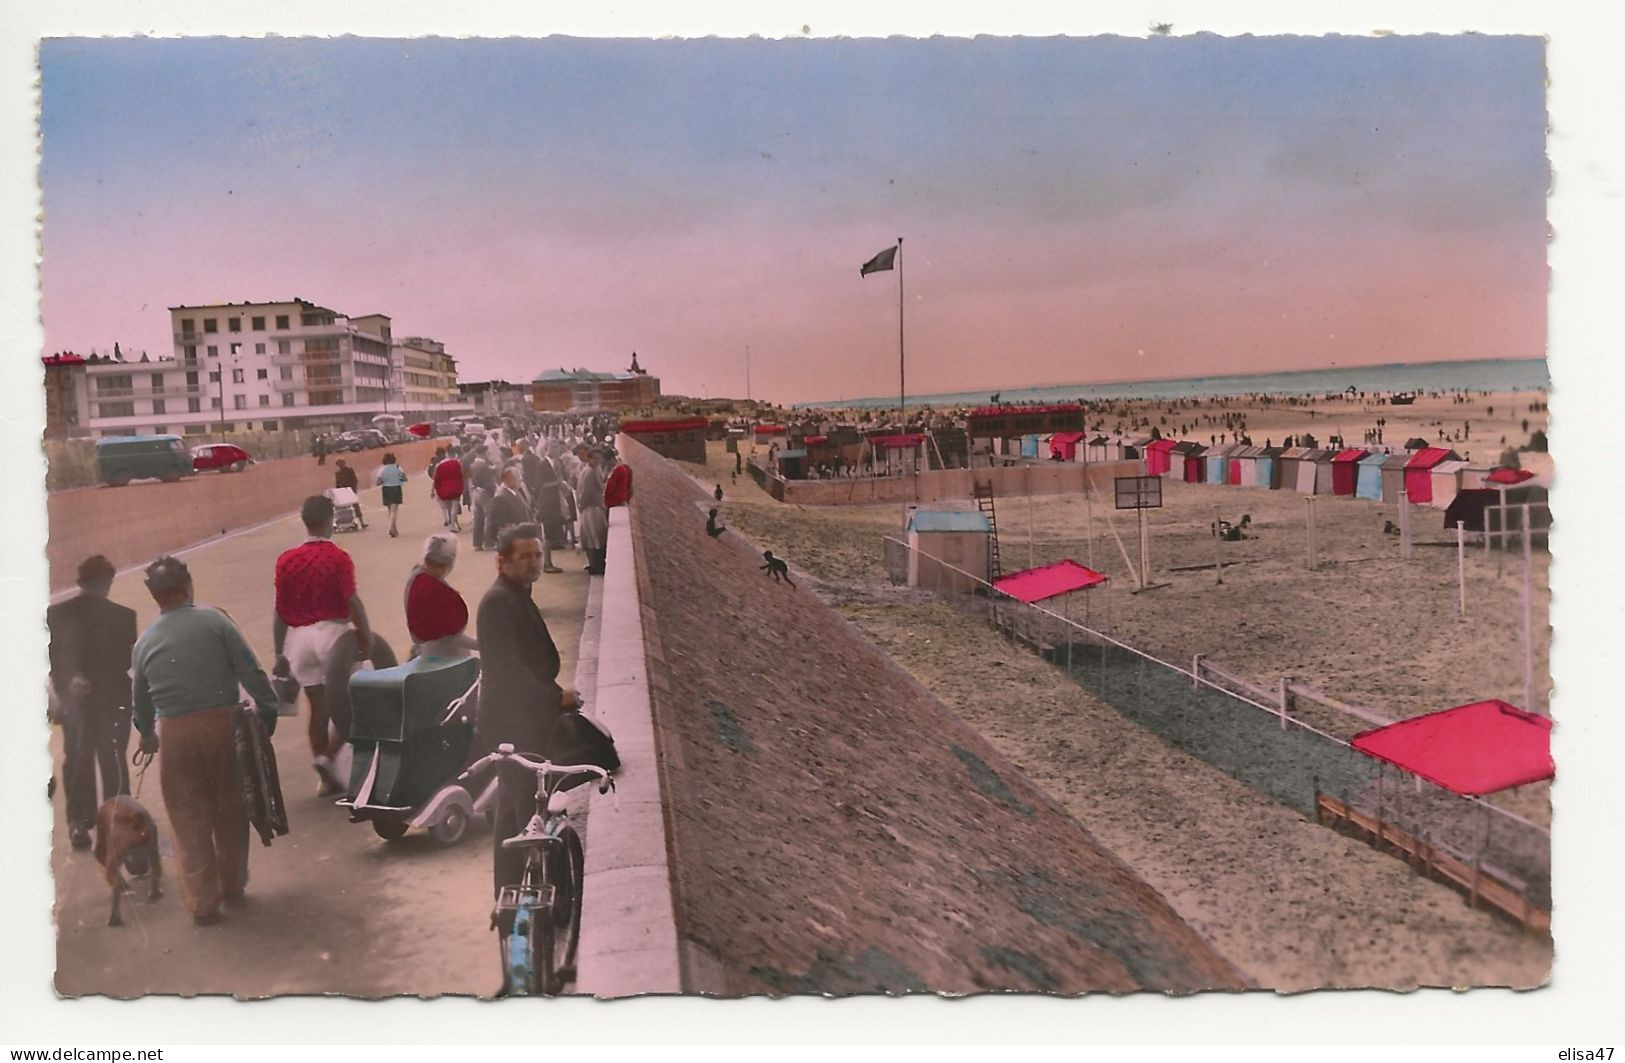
714, 484, 724, 503
706, 508, 727, 539
761, 550, 795, 587
1212, 514, 1253, 542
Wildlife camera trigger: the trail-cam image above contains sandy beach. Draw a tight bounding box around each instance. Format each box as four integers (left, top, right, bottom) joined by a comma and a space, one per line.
680, 385, 1553, 991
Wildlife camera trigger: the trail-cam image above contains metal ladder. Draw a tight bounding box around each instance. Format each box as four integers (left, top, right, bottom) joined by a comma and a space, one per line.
974, 480, 1003, 580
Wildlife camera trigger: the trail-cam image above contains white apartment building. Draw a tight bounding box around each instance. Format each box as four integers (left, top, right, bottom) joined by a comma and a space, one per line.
394, 336, 461, 408
74, 299, 469, 438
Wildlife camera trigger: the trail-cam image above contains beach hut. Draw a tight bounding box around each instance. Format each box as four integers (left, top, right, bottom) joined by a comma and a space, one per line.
1048, 431, 1086, 463
1429, 459, 1469, 509
906, 509, 992, 593
1292, 449, 1321, 494
1403, 447, 1461, 504
1331, 449, 1367, 496
776, 448, 807, 480
1021, 434, 1041, 460
1232, 446, 1263, 487
1086, 435, 1113, 463
1311, 449, 1339, 495
1174, 442, 1207, 483
1459, 466, 1493, 491
1356, 451, 1388, 500
1277, 447, 1310, 491
1205, 444, 1235, 485
1145, 437, 1179, 476
1379, 453, 1411, 503
1256, 446, 1284, 489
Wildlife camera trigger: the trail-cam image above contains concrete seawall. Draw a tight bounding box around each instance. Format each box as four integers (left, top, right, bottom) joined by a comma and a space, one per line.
45, 438, 450, 591
755, 459, 1145, 506
601, 434, 1247, 995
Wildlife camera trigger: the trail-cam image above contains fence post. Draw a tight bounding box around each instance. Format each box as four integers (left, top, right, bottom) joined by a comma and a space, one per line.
1278, 675, 1291, 730
1192, 652, 1205, 690
1456, 520, 1467, 620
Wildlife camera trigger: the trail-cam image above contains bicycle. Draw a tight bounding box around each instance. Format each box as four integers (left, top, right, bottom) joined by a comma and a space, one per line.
458, 742, 613, 996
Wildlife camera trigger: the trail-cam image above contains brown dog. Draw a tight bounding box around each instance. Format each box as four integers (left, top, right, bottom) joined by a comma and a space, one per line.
93, 795, 162, 926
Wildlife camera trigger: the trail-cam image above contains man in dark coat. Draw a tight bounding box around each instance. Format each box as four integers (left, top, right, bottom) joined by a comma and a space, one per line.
535, 444, 569, 550
48, 555, 140, 852
475, 522, 581, 902
486, 466, 531, 547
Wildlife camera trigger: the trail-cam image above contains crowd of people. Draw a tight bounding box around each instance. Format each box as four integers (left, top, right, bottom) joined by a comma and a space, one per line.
48, 420, 632, 929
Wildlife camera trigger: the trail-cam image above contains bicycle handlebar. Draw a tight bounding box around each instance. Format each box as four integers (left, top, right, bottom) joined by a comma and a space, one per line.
459, 743, 614, 793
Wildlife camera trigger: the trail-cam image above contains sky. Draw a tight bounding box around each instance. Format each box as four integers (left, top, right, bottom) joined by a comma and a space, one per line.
38, 35, 1548, 405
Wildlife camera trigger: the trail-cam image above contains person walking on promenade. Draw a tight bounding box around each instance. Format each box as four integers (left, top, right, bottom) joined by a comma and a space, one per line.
313, 434, 328, 466
469, 453, 495, 551
535, 443, 569, 552
374, 452, 409, 538
432, 450, 466, 531
574, 446, 608, 576
333, 458, 367, 529
405, 532, 478, 659
131, 557, 280, 925
48, 555, 139, 853
459, 443, 478, 514
272, 496, 374, 796
474, 523, 581, 909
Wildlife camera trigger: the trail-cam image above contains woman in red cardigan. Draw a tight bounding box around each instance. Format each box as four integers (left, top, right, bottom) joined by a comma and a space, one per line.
405, 533, 478, 658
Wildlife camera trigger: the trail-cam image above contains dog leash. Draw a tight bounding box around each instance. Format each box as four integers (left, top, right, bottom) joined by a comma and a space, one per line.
131, 747, 154, 800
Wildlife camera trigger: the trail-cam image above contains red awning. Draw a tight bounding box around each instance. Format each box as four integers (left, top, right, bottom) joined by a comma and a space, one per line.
1147, 438, 1179, 454
870, 433, 927, 449
1486, 467, 1535, 485
1333, 448, 1368, 463
1049, 431, 1086, 445
1404, 446, 1456, 471
1351, 699, 1553, 796
993, 560, 1108, 603
803, 435, 829, 446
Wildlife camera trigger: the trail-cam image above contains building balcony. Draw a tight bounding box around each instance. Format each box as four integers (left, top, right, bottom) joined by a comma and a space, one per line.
270, 352, 344, 367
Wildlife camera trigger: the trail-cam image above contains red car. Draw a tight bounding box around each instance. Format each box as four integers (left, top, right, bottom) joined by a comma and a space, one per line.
191, 443, 253, 473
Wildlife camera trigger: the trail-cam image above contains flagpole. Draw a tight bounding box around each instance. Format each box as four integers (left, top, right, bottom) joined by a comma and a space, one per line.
897, 237, 905, 426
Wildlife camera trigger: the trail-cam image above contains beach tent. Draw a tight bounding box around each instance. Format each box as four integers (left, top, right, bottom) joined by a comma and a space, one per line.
1379, 453, 1411, 503
1429, 459, 1469, 509
906, 509, 992, 593
1331, 449, 1367, 496
1173, 442, 1207, 483
1255, 446, 1284, 489
1403, 447, 1461, 504
1352, 699, 1552, 796
1294, 449, 1322, 494
1205, 444, 1236, 485
1145, 438, 1179, 476
1048, 431, 1086, 462
1277, 447, 1310, 491
1233, 446, 1263, 487
1086, 435, 1113, 463
1356, 451, 1388, 500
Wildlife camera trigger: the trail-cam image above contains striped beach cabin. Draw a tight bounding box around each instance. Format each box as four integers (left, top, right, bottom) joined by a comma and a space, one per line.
1356, 451, 1389, 500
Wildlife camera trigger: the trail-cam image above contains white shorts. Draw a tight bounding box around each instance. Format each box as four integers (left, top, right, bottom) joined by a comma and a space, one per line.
285, 619, 353, 687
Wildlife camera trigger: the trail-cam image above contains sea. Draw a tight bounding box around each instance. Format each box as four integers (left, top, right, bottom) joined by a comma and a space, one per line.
798, 357, 1549, 410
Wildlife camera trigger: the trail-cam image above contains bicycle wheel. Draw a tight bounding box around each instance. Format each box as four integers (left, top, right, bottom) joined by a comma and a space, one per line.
554, 826, 586, 981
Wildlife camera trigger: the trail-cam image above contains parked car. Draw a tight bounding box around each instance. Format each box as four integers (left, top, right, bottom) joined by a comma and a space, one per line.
191, 443, 254, 474
334, 431, 368, 452
358, 429, 389, 449
96, 434, 195, 486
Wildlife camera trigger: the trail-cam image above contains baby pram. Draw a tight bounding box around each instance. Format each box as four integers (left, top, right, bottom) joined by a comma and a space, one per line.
327, 486, 364, 532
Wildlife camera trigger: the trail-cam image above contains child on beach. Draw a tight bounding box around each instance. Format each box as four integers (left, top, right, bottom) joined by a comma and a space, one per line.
760, 550, 794, 587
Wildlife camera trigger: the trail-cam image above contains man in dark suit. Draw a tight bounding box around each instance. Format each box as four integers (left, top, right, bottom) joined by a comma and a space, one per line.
47, 555, 139, 852
485, 466, 531, 549
475, 522, 581, 903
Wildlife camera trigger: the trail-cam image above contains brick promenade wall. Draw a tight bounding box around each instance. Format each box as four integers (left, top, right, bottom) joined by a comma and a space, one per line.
45, 438, 451, 592
620, 436, 1246, 994
760, 459, 1145, 506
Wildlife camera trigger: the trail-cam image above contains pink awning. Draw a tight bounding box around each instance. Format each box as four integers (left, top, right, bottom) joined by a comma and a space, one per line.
993, 560, 1108, 603
870, 433, 927, 449
1351, 699, 1553, 796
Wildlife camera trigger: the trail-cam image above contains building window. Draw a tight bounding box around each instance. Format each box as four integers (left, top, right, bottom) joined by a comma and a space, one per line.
281, 393, 296, 407
279, 366, 293, 381
277, 340, 291, 355
98, 401, 135, 418
185, 371, 199, 387
152, 399, 166, 415
231, 369, 245, 384
181, 318, 194, 333
207, 345, 218, 358
184, 345, 197, 361
150, 373, 164, 390
188, 398, 201, 413
259, 394, 271, 407
255, 343, 266, 355
151, 426, 166, 435
221, 423, 234, 433
251, 316, 265, 331
275, 314, 289, 329
261, 420, 278, 431
228, 317, 241, 332
234, 395, 247, 410
230, 342, 243, 356
257, 368, 269, 380
203, 318, 218, 333
209, 371, 221, 383
185, 424, 208, 435
212, 398, 222, 410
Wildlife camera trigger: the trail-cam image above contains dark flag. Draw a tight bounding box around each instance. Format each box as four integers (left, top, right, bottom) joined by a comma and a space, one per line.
860, 245, 898, 276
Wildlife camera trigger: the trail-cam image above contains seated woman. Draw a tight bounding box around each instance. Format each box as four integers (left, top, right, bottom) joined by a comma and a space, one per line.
405, 533, 479, 658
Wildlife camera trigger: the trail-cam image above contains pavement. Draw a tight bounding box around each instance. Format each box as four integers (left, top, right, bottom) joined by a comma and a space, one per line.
49, 481, 592, 998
